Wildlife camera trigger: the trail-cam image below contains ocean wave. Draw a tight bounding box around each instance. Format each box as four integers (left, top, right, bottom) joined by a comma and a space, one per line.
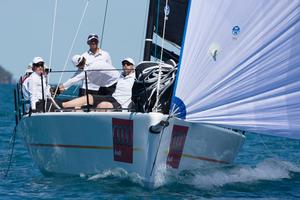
84, 159, 300, 190
158, 158, 300, 189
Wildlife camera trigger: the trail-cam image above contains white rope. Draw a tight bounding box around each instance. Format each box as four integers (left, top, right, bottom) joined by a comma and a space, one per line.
49, 0, 90, 112
45, 0, 58, 110
154, 0, 169, 111
100, 0, 109, 48
136, 63, 176, 112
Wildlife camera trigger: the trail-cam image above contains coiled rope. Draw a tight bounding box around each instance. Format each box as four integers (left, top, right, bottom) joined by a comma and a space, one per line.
135, 62, 177, 112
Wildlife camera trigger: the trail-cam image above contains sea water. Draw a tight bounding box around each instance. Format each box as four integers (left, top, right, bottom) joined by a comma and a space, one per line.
0, 84, 299, 199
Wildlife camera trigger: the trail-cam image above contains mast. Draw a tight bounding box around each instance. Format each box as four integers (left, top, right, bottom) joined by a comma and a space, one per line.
143, 0, 157, 61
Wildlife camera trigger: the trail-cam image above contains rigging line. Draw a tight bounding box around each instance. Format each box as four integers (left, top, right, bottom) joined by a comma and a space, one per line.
49, 0, 90, 112
48, 0, 58, 71
154, 0, 161, 60
258, 133, 279, 159
3, 126, 17, 178
149, 114, 172, 177
100, 0, 109, 48
154, 0, 168, 111
46, 0, 58, 109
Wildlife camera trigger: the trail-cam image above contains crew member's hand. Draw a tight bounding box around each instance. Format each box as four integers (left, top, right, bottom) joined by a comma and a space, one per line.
59, 85, 65, 93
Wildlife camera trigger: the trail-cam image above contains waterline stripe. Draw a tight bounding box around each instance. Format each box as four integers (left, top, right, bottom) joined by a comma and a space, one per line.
182, 153, 229, 164
29, 143, 143, 151
30, 143, 228, 164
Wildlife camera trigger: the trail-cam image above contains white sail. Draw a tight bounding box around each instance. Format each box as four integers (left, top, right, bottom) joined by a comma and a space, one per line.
172, 0, 300, 139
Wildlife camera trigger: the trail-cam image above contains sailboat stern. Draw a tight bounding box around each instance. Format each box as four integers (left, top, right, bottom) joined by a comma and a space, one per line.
17, 112, 245, 184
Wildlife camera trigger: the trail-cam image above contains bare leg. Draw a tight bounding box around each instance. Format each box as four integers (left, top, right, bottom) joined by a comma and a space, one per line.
62, 94, 94, 108
96, 101, 113, 112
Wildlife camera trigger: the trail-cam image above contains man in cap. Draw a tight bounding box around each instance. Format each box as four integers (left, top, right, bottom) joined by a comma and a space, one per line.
28, 57, 62, 112
59, 55, 100, 96
103, 57, 135, 109
20, 63, 33, 83
28, 57, 51, 112
82, 34, 112, 66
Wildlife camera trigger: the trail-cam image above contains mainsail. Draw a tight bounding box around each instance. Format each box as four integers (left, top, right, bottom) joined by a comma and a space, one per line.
171, 0, 300, 139
155, 0, 188, 46
144, 0, 188, 62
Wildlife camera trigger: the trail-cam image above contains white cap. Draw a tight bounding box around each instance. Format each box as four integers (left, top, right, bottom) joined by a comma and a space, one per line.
25, 62, 33, 73
72, 55, 84, 66
122, 57, 135, 66
32, 57, 44, 64
87, 34, 99, 43
25, 68, 33, 73
27, 62, 32, 69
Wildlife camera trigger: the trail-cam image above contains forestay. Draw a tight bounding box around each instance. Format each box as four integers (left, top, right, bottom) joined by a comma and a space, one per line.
172, 0, 300, 139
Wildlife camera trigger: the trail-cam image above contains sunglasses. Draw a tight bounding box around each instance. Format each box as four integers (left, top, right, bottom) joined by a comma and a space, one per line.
122, 61, 132, 66
33, 62, 44, 67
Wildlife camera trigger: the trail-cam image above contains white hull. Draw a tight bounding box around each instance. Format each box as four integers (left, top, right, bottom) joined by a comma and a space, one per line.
18, 112, 245, 185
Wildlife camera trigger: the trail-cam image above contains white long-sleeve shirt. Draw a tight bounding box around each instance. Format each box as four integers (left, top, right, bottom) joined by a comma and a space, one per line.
82, 49, 112, 66
86, 60, 120, 87
28, 72, 51, 110
62, 69, 100, 91
113, 72, 135, 108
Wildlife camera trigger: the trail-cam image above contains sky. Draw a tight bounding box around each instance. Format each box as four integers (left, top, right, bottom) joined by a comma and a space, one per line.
0, 0, 149, 82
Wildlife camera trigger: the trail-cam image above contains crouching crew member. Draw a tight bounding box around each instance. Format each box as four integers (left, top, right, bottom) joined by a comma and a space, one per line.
60, 54, 119, 96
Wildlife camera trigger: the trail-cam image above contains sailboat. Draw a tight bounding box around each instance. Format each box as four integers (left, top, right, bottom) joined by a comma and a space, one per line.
15, 0, 300, 187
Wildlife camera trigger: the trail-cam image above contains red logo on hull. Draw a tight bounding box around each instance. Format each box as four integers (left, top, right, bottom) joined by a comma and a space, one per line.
167, 125, 189, 168
112, 118, 133, 163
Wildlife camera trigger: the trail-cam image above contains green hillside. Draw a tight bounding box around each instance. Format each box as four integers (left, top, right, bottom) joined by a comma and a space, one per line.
0, 65, 13, 84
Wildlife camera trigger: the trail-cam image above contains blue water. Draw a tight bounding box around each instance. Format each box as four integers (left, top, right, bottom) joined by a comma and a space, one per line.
0, 84, 299, 199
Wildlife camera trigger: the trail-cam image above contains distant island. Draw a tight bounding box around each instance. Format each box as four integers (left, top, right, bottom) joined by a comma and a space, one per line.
0, 65, 14, 84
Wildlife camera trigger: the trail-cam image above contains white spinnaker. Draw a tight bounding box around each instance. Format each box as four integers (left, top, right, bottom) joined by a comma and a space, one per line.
172, 0, 300, 139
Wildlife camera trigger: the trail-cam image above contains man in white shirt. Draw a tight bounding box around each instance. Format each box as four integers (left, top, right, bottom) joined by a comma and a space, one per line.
82, 34, 112, 65
71, 34, 111, 96
60, 55, 119, 96
28, 57, 51, 112
109, 57, 136, 108
59, 55, 100, 96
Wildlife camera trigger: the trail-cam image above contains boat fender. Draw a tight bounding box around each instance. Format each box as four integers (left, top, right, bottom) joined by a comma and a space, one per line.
149, 120, 169, 134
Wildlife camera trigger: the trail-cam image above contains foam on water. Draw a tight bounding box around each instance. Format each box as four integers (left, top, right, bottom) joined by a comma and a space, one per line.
84, 159, 300, 190
156, 158, 300, 189
190, 159, 300, 189
87, 168, 145, 186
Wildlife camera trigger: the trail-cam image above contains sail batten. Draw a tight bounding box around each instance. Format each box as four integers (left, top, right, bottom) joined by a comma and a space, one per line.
172, 0, 300, 139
